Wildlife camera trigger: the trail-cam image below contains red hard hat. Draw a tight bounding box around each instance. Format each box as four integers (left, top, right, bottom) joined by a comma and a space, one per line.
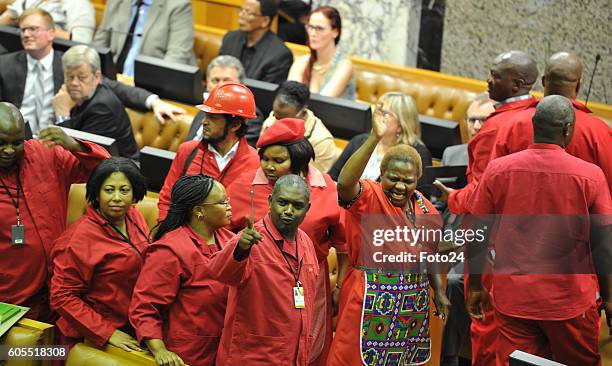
197, 83, 257, 119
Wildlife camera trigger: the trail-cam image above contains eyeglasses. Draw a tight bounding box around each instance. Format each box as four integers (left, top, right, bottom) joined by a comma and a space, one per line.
238, 7, 263, 18
467, 117, 487, 124
305, 24, 330, 33
19, 26, 45, 34
199, 198, 231, 207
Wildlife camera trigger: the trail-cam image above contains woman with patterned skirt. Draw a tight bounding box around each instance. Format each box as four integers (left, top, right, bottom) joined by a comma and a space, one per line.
328, 106, 450, 365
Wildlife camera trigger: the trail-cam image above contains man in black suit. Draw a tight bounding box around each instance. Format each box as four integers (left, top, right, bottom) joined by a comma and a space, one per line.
0, 8, 184, 134
54, 45, 140, 161
219, 0, 293, 84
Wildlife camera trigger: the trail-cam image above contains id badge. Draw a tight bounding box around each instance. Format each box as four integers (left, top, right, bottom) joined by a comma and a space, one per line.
11, 224, 25, 245
293, 285, 305, 309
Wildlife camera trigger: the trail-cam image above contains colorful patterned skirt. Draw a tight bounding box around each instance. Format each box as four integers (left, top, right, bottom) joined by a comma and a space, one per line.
360, 271, 431, 365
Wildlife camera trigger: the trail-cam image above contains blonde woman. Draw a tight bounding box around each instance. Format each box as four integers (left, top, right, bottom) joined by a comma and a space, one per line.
329, 92, 432, 194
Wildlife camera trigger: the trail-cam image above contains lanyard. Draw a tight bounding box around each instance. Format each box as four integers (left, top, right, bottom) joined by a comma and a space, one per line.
263, 219, 303, 286
95, 211, 146, 257
182, 143, 235, 182
0, 167, 22, 225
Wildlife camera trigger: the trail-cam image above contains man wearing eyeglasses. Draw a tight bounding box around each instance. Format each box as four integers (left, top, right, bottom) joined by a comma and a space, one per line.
0, 8, 185, 135
219, 0, 293, 84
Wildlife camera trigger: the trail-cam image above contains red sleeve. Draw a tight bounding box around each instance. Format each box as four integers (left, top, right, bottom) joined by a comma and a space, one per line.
593, 128, 612, 193
468, 165, 497, 215
344, 179, 378, 214
129, 245, 182, 342
157, 142, 194, 221
448, 129, 498, 215
329, 209, 347, 254
205, 232, 253, 287
54, 139, 111, 185
50, 239, 115, 347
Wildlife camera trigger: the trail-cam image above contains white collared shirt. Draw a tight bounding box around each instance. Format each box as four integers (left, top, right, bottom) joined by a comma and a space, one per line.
208, 140, 240, 171
21, 50, 55, 134
494, 94, 534, 109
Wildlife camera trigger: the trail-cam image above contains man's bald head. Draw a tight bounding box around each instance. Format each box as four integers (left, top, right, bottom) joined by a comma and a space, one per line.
532, 95, 575, 147
488, 50, 539, 101
0, 103, 26, 170
0, 103, 25, 132
543, 52, 583, 99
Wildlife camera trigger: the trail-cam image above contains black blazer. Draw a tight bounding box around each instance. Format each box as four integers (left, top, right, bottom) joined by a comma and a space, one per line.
58, 83, 140, 161
0, 50, 152, 111
219, 30, 293, 84
328, 133, 434, 197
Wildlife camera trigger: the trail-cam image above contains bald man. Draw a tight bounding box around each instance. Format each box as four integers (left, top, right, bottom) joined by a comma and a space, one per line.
468, 95, 612, 365
492, 52, 612, 191
435, 51, 538, 366
0, 102, 109, 321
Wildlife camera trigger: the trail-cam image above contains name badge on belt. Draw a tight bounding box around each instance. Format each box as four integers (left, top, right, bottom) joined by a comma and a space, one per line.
293, 282, 305, 309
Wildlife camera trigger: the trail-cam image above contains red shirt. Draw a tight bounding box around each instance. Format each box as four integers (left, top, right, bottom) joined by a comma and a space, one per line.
327, 180, 441, 366
0, 140, 109, 320
492, 99, 612, 192
50, 206, 150, 347
129, 225, 233, 366
227, 166, 346, 262
448, 97, 535, 214
470, 144, 612, 320
206, 215, 319, 366
157, 138, 259, 220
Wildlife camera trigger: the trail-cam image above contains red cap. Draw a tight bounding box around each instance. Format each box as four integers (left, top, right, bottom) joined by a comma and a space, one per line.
256, 118, 306, 148
197, 83, 257, 119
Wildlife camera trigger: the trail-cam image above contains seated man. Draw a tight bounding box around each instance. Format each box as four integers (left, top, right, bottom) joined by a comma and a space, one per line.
0, 0, 95, 42
186, 55, 264, 147
93, 0, 196, 77
219, 0, 293, 84
54, 45, 140, 161
0, 8, 184, 134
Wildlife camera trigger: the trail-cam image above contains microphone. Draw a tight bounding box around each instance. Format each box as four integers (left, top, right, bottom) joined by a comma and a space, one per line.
584, 54, 601, 107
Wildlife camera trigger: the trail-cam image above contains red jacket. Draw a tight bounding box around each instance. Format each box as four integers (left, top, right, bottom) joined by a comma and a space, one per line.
129, 225, 234, 366
157, 138, 259, 220
0, 139, 109, 320
227, 166, 346, 262
50, 206, 149, 347
492, 99, 612, 192
206, 215, 320, 365
448, 97, 535, 214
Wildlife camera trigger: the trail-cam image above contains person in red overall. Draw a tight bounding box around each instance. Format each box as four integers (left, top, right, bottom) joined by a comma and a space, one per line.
227, 118, 347, 365
206, 175, 319, 365
328, 106, 450, 365
130, 174, 234, 366
434, 50, 539, 366
50, 157, 150, 352
492, 52, 612, 191
0, 102, 109, 322
157, 83, 260, 220
468, 95, 612, 365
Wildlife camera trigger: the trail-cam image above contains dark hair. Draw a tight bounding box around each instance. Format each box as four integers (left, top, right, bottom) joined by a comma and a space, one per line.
303, 6, 342, 85
154, 174, 217, 241
258, 138, 315, 176
275, 81, 310, 111
225, 115, 248, 137
86, 157, 147, 208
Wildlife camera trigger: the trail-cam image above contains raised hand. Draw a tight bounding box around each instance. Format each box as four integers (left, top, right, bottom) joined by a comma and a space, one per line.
38, 126, 82, 152
238, 217, 263, 251
371, 104, 387, 139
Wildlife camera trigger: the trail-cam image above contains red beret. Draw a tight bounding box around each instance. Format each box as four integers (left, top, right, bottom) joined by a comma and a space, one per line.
256, 118, 306, 148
